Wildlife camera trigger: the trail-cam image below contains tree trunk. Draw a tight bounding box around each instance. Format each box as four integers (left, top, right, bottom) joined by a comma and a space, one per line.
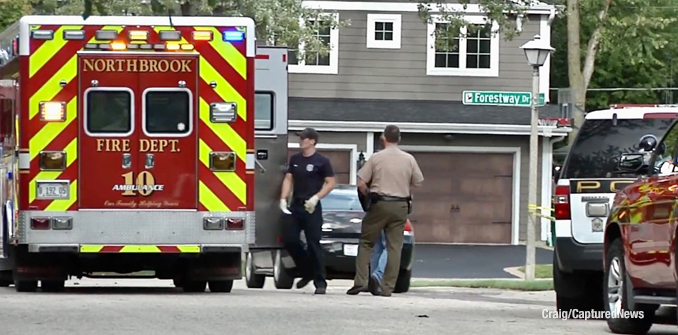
566, 0, 585, 146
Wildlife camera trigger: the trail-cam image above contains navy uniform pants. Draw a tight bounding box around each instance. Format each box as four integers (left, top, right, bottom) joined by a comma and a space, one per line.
282, 199, 327, 289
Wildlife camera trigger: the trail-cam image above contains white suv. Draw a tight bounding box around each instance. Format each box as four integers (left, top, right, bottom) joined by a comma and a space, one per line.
553, 106, 678, 312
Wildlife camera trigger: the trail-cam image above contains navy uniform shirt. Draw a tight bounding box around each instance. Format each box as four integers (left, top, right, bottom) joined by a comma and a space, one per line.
287, 152, 334, 203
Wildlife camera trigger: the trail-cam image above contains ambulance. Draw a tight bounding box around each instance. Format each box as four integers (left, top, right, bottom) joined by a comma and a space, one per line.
0, 15, 264, 293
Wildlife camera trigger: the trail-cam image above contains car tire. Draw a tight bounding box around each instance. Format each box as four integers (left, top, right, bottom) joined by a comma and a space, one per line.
273, 250, 294, 290
41, 280, 65, 292
394, 269, 411, 293
245, 252, 265, 289
182, 280, 207, 293
553, 250, 604, 313
14, 279, 37, 292
208, 280, 233, 293
603, 238, 654, 334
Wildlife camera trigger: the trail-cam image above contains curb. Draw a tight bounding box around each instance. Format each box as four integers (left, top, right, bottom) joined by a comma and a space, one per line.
412, 277, 552, 282
503, 266, 525, 279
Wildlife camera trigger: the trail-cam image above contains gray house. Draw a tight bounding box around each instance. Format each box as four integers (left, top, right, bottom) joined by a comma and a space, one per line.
283, 0, 569, 245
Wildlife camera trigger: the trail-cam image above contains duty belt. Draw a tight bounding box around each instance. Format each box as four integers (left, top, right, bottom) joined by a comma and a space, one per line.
374, 194, 410, 202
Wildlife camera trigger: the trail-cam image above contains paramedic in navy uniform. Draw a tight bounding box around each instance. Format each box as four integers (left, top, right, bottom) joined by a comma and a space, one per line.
279, 128, 336, 295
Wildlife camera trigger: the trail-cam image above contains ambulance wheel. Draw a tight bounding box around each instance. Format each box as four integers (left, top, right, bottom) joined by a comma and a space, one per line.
273, 250, 294, 290
208, 280, 233, 293
41, 280, 65, 292
245, 252, 265, 289
182, 280, 206, 292
14, 280, 38, 292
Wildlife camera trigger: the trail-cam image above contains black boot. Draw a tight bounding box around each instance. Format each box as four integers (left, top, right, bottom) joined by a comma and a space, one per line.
346, 286, 368, 295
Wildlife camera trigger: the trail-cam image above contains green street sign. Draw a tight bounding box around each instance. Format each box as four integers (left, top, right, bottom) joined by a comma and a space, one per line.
462, 91, 546, 107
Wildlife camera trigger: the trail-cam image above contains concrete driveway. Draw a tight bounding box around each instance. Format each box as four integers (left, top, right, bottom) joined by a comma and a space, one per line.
412, 244, 554, 279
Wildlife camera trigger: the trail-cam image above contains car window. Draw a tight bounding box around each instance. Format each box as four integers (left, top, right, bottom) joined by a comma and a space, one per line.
320, 191, 362, 211
562, 118, 674, 179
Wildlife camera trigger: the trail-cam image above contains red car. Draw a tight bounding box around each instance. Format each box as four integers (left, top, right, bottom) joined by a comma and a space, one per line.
604, 132, 678, 334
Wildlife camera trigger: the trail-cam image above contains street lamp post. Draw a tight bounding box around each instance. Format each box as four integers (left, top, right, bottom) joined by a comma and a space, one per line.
520, 35, 554, 281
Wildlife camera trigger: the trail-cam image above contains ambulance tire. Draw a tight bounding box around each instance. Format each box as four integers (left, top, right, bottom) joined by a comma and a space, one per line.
41, 280, 65, 292
273, 250, 294, 290
208, 280, 233, 293
182, 280, 207, 292
245, 252, 265, 289
14, 280, 37, 292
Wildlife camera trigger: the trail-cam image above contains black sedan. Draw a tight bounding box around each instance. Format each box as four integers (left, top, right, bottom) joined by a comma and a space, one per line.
248, 184, 414, 293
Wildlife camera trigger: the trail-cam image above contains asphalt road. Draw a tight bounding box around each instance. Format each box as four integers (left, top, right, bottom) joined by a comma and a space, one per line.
2, 278, 676, 335
412, 244, 554, 279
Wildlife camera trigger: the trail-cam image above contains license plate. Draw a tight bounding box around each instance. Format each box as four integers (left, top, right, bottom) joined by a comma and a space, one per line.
37, 182, 68, 199
343, 244, 358, 257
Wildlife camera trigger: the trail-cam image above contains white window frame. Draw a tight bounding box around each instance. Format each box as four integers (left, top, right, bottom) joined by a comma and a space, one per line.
366, 14, 401, 49
288, 13, 340, 75
426, 15, 499, 77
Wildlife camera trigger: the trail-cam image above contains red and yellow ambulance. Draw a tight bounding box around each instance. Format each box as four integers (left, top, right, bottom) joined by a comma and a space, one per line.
0, 15, 257, 293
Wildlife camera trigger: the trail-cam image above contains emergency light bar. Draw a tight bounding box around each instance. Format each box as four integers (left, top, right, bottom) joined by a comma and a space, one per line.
63, 30, 85, 40
39, 101, 66, 122
83, 42, 194, 51
192, 31, 213, 41
128, 30, 148, 40
95, 30, 118, 40
159, 30, 182, 41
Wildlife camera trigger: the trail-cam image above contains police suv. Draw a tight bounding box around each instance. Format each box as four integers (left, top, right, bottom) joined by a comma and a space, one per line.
554, 105, 678, 312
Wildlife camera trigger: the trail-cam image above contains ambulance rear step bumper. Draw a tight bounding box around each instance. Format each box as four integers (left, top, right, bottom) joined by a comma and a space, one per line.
26, 244, 243, 253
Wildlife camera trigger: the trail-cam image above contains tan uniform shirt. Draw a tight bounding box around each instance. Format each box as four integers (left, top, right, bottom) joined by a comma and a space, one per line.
357, 146, 424, 198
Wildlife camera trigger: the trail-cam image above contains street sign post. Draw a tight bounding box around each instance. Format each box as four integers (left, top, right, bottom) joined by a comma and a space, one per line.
462, 91, 546, 107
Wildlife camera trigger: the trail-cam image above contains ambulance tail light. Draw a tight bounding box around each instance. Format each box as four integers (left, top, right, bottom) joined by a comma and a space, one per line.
203, 217, 224, 230
39, 151, 66, 170
39, 101, 66, 122
404, 219, 413, 236
226, 218, 244, 230
210, 102, 237, 122
554, 185, 571, 220
210, 152, 236, 171
30, 217, 51, 230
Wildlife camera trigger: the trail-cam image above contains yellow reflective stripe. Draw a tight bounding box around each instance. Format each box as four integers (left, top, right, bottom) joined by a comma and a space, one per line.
28, 56, 77, 120
198, 56, 246, 121
177, 245, 201, 253
29, 137, 77, 204
29, 25, 83, 77
196, 26, 246, 80
28, 25, 123, 120
80, 245, 103, 253
198, 98, 245, 161
119, 245, 161, 253
29, 98, 76, 161
199, 139, 246, 204
199, 180, 229, 212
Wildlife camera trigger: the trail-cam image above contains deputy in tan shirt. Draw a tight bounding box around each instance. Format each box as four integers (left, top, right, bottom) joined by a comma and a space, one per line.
346, 125, 424, 297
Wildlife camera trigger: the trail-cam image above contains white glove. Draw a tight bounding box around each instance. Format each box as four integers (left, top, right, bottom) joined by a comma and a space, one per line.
304, 195, 319, 214
280, 199, 291, 214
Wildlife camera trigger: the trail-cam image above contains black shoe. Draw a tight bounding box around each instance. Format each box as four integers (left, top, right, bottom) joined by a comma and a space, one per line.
296, 277, 312, 289
314, 287, 326, 295
346, 286, 368, 295
368, 275, 382, 296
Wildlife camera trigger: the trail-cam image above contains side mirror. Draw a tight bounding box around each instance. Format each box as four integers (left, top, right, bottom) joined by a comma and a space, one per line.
617, 153, 645, 173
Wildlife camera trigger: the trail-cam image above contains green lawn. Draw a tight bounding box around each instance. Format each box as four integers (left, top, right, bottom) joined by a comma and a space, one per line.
517, 264, 553, 279
411, 279, 553, 291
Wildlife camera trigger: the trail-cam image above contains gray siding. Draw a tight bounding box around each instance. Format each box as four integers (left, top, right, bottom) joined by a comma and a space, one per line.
287, 131, 368, 152
290, 11, 542, 101
379, 133, 546, 242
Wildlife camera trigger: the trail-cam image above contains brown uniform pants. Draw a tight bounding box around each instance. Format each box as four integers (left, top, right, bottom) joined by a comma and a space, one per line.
353, 200, 408, 293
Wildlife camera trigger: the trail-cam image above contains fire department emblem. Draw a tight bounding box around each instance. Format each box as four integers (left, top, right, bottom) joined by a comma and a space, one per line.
306, 164, 314, 172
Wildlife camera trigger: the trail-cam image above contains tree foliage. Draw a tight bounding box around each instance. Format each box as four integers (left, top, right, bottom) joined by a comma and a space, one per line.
0, 0, 348, 58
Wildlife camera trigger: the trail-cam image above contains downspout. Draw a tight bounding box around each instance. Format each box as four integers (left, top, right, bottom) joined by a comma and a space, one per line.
547, 7, 556, 26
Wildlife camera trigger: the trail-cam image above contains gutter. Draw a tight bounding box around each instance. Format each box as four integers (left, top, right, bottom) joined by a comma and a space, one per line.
288, 120, 571, 137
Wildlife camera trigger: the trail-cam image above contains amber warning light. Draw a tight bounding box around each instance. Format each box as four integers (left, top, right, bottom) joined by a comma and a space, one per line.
39, 102, 66, 122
